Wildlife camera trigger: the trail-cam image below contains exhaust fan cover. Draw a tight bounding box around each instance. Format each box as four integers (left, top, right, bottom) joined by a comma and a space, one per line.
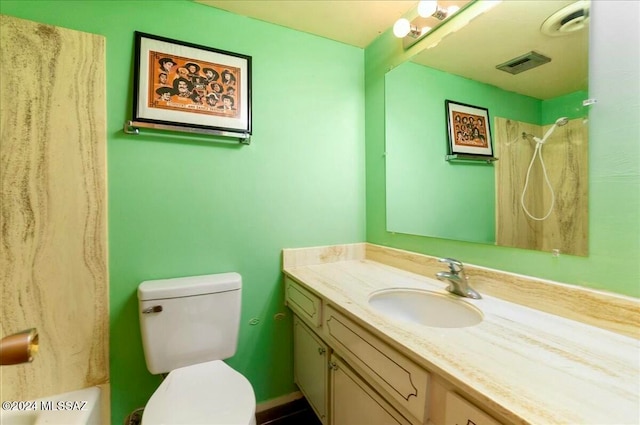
496, 51, 551, 75
541, 0, 590, 37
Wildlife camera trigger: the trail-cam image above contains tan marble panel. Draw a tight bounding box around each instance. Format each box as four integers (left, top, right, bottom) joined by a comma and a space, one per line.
539, 118, 588, 255
494, 118, 543, 251
282, 243, 365, 268
494, 117, 588, 256
366, 243, 640, 339
1, 15, 108, 401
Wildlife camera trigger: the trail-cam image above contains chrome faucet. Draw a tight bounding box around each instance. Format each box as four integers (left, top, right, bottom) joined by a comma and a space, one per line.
436, 258, 481, 299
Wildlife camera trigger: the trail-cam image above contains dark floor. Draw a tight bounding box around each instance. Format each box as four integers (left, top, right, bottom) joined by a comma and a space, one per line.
256, 397, 322, 425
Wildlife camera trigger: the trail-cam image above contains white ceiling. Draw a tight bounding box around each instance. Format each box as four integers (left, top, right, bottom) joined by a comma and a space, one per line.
196, 0, 589, 100
195, 0, 417, 48
411, 0, 588, 100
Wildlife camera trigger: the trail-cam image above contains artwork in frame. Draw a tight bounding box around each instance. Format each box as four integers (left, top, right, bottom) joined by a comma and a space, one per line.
132, 31, 251, 137
445, 100, 493, 157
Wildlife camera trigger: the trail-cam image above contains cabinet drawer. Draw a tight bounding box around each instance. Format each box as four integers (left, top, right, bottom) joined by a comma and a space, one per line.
445, 392, 500, 425
330, 354, 411, 425
324, 305, 430, 425
285, 276, 322, 327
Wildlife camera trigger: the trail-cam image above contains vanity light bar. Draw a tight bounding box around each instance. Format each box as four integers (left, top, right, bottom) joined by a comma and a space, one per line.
401, 0, 501, 50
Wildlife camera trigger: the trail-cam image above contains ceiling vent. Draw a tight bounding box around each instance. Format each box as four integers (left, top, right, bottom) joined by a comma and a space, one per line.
541, 0, 590, 37
496, 51, 551, 75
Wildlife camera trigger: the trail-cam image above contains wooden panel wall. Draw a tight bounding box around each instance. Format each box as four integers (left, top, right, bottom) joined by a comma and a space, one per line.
0, 15, 108, 400
494, 117, 588, 256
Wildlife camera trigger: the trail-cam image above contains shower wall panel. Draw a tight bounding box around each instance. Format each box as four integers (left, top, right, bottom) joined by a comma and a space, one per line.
494, 117, 588, 256
0, 15, 108, 400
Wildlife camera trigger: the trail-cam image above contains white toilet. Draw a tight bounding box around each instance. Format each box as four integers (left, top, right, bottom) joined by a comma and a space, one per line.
137, 272, 256, 425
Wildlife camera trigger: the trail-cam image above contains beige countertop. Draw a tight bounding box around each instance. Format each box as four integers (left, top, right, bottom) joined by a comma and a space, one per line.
283, 252, 640, 425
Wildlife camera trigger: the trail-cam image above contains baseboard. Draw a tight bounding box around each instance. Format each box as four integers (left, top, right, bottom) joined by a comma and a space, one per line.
256, 391, 303, 413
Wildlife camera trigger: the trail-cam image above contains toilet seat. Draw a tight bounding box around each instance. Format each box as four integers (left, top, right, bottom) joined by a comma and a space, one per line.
142, 360, 256, 425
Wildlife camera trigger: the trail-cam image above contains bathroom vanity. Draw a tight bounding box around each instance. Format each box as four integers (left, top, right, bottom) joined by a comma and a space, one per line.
283, 243, 640, 425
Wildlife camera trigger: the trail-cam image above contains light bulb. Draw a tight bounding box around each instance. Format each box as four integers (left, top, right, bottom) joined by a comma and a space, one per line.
447, 5, 460, 15
417, 0, 438, 18
393, 18, 411, 38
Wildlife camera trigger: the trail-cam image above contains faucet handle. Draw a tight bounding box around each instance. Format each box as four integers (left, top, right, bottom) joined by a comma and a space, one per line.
438, 257, 464, 274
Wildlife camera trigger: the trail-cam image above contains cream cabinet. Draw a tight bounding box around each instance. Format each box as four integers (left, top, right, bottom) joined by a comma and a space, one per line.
323, 305, 430, 424
285, 276, 500, 425
444, 391, 501, 425
285, 276, 322, 328
293, 316, 329, 424
330, 355, 412, 425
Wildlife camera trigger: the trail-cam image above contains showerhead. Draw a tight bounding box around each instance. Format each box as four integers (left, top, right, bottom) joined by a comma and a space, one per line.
556, 117, 569, 126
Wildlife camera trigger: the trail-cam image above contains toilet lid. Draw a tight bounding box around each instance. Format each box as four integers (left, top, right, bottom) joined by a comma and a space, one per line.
142, 360, 255, 425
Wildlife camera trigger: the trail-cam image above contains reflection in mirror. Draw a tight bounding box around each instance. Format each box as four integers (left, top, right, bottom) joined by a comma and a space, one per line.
385, 0, 589, 256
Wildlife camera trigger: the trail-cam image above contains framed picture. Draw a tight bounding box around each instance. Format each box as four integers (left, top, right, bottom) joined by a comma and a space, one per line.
445, 100, 493, 157
132, 32, 252, 137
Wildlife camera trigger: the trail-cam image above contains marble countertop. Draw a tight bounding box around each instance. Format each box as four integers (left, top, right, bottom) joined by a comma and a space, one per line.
283, 258, 640, 425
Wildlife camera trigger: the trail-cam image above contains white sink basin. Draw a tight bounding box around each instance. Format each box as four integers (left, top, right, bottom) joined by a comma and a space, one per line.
0, 386, 101, 425
368, 288, 483, 328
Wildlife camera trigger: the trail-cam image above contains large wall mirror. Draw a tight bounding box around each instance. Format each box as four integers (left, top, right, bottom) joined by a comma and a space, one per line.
385, 0, 589, 256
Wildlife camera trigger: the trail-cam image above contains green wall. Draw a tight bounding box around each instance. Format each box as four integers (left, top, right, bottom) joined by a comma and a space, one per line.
541, 90, 589, 124
385, 61, 540, 243
0, 1, 365, 423
365, 1, 640, 297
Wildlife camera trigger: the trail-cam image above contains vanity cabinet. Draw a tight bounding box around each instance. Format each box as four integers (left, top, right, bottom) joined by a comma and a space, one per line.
286, 277, 417, 424
444, 391, 500, 425
323, 305, 430, 424
285, 276, 500, 425
285, 276, 322, 327
293, 316, 329, 424
330, 354, 411, 425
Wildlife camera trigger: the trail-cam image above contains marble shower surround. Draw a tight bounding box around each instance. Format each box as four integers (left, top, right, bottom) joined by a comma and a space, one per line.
1, 15, 109, 404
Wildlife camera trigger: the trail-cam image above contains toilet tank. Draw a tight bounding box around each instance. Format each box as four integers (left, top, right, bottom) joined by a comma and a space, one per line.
138, 273, 242, 375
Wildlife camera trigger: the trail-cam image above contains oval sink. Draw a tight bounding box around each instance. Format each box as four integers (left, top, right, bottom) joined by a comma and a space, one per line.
368, 288, 483, 328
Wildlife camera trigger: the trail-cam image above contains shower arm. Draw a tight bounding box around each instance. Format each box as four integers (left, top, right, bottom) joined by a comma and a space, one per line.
535, 117, 569, 144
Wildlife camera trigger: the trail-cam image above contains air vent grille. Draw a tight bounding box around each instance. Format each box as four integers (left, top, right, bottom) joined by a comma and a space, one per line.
496, 51, 551, 75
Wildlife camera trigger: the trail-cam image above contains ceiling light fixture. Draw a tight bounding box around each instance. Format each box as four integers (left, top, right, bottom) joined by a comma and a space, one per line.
393, 1, 500, 50
393, 18, 433, 40
393, 18, 420, 38
417, 1, 439, 18
393, 0, 464, 47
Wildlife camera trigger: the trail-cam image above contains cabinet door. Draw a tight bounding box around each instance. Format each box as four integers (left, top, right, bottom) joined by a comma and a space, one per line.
445, 392, 501, 425
324, 305, 430, 424
330, 355, 411, 425
293, 316, 329, 423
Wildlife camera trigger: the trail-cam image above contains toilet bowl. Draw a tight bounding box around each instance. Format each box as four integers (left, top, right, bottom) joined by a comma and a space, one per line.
142, 361, 256, 425
137, 273, 256, 424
